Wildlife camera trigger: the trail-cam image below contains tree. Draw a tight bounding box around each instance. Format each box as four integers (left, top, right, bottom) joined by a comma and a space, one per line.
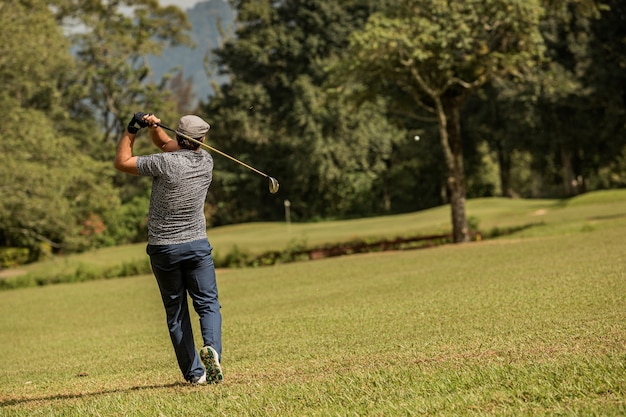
339, 0, 546, 242
543, 0, 626, 193
0, 1, 125, 261
168, 70, 197, 114
204, 0, 396, 223
586, 0, 626, 189
150, 0, 236, 105
527, 0, 605, 196
50, 0, 193, 143
471, 0, 625, 198
0, 0, 75, 113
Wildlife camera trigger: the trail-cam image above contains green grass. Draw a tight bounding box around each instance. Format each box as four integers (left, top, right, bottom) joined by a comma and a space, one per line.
5, 189, 626, 285
0, 190, 624, 415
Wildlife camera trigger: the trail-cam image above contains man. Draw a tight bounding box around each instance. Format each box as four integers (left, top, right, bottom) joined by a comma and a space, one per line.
114, 112, 223, 385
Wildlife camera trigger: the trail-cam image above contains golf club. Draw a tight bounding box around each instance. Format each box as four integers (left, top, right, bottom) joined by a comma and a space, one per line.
156, 122, 279, 194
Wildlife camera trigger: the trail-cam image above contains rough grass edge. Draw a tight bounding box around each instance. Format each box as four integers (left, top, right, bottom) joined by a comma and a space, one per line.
0, 258, 152, 291
0, 221, 543, 291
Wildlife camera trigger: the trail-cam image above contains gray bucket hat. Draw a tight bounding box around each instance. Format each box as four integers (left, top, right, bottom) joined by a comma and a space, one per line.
177, 115, 210, 138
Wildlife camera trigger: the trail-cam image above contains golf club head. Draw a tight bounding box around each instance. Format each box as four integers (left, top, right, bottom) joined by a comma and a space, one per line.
268, 177, 280, 194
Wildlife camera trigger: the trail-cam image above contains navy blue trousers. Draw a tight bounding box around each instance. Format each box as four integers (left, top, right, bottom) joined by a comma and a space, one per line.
147, 238, 222, 382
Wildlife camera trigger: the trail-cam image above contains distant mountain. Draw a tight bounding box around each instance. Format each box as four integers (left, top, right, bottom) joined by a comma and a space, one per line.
149, 0, 235, 104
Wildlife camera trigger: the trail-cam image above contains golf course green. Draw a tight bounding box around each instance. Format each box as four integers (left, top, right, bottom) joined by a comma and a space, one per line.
0, 191, 624, 416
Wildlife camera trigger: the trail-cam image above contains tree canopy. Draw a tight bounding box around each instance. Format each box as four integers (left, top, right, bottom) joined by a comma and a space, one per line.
1, 0, 624, 265
0, 3, 118, 257
1, 0, 191, 262
315, 0, 545, 241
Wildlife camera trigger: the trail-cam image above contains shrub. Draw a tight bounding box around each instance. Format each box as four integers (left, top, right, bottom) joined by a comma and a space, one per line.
0, 247, 31, 269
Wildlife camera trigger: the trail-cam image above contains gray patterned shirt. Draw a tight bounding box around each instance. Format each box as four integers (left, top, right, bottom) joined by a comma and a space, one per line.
136, 149, 213, 245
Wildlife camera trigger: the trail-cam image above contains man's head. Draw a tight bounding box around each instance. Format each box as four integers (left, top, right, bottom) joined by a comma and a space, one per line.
176, 115, 211, 150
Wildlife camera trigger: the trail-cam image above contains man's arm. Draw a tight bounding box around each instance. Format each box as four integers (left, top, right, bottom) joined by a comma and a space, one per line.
114, 130, 139, 175
145, 114, 180, 153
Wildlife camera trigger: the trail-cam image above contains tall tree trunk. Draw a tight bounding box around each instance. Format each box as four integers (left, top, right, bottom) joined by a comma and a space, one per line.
496, 137, 513, 197
437, 96, 470, 243
383, 158, 391, 212
559, 142, 586, 197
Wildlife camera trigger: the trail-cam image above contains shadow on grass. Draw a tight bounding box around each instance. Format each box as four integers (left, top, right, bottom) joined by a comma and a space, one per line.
587, 213, 626, 221
484, 222, 545, 238
0, 381, 187, 407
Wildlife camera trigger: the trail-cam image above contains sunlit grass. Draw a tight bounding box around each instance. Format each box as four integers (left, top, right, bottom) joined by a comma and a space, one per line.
7, 189, 626, 281
0, 204, 624, 415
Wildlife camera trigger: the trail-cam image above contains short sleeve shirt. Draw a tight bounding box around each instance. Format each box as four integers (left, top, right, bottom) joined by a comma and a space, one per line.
136, 149, 213, 245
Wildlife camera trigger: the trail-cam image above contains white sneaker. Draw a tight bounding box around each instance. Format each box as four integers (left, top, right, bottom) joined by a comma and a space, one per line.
200, 345, 223, 384
190, 372, 206, 385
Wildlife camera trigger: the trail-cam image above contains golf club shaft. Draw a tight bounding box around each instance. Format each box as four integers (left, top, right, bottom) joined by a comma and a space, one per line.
156, 123, 270, 179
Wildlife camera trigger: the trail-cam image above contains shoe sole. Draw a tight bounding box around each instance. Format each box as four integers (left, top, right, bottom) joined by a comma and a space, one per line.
200, 346, 223, 384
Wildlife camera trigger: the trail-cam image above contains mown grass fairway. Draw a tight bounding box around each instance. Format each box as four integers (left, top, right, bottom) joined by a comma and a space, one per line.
6, 190, 626, 282
0, 193, 625, 416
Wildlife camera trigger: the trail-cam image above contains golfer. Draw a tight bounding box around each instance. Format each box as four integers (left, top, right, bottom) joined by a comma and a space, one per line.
114, 112, 223, 385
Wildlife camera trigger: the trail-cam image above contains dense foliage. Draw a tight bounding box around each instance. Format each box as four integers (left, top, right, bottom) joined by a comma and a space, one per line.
338, 0, 546, 241
0, 0, 624, 263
